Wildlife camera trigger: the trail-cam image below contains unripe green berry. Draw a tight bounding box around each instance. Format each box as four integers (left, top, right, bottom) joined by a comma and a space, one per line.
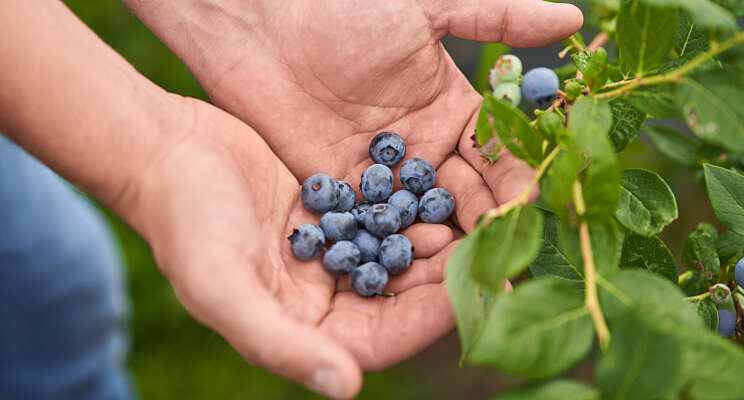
493, 82, 522, 107
537, 112, 565, 142
710, 283, 732, 305
489, 55, 523, 89
565, 81, 582, 100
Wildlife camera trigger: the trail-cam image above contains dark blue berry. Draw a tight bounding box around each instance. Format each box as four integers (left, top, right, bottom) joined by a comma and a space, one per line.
361, 164, 394, 202
334, 181, 356, 212
322, 241, 361, 276
363, 203, 401, 238
736, 257, 744, 289
387, 190, 418, 229
350, 262, 389, 297
718, 309, 737, 338
351, 201, 373, 227
352, 229, 381, 263
379, 234, 414, 275
288, 224, 325, 260
320, 212, 357, 242
521, 67, 559, 106
301, 174, 339, 213
400, 158, 436, 194
419, 188, 455, 223
369, 132, 406, 167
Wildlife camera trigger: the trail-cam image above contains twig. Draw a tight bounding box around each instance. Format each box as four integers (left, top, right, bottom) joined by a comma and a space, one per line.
587, 32, 610, 52
686, 292, 711, 301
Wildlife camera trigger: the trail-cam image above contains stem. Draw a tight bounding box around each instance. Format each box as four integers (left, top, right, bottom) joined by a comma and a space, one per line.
678, 270, 693, 284
587, 32, 610, 52
596, 32, 744, 100
479, 146, 561, 223
573, 181, 611, 351
686, 291, 711, 301
570, 35, 586, 52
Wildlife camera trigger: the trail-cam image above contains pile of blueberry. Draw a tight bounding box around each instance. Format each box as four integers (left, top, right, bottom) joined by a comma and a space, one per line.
288, 132, 455, 297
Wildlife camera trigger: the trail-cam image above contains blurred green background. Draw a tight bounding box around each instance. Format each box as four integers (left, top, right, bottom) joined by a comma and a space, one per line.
61, 1, 716, 398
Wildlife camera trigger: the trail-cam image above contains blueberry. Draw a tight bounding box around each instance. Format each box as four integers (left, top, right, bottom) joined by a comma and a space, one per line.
717, 309, 737, 338
351, 201, 373, 227
363, 203, 401, 238
322, 241, 361, 277
493, 82, 522, 107
388, 190, 418, 229
379, 234, 414, 275
400, 158, 436, 194
419, 188, 455, 223
521, 67, 559, 106
369, 132, 406, 167
288, 224, 325, 260
302, 174, 339, 213
736, 257, 744, 288
334, 181, 356, 212
350, 262, 389, 297
352, 229, 381, 263
320, 212, 358, 242
361, 164, 394, 202
710, 283, 731, 305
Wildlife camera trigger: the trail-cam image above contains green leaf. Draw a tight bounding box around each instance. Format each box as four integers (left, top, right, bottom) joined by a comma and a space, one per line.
471, 207, 544, 291
704, 164, 744, 236
716, 230, 744, 265
478, 94, 543, 167
614, 169, 678, 235
596, 306, 683, 400
445, 227, 498, 363
491, 380, 598, 400
468, 279, 594, 378
620, 232, 679, 282
543, 149, 583, 217
682, 222, 720, 277
608, 99, 646, 152
674, 12, 709, 58
645, 125, 701, 166
712, 0, 744, 16
626, 86, 679, 118
559, 219, 624, 276
569, 97, 621, 220
680, 270, 711, 296
617, 0, 679, 75
572, 50, 592, 72
641, 0, 737, 30
681, 328, 744, 399
473, 43, 510, 93
529, 213, 584, 285
696, 298, 719, 331
676, 72, 744, 153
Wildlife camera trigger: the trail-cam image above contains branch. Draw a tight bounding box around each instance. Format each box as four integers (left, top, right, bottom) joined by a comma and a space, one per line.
573, 181, 611, 351
686, 291, 711, 301
596, 32, 744, 100
587, 32, 610, 52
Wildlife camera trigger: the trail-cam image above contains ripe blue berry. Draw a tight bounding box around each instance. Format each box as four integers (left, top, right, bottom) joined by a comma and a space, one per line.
361, 164, 394, 202
350, 262, 389, 297
369, 132, 406, 167
379, 234, 414, 275
387, 190, 418, 229
419, 188, 455, 223
320, 212, 358, 242
735, 257, 744, 289
353, 229, 381, 262
364, 203, 401, 238
334, 181, 356, 212
301, 174, 339, 213
322, 241, 361, 276
351, 201, 373, 227
717, 309, 737, 338
288, 224, 325, 260
400, 158, 436, 194
521, 67, 559, 106
710, 283, 731, 305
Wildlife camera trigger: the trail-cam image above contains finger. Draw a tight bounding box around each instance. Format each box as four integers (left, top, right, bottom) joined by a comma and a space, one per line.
172, 255, 362, 399
321, 283, 454, 371
402, 223, 454, 258
385, 241, 458, 292
437, 155, 497, 233
426, 0, 583, 46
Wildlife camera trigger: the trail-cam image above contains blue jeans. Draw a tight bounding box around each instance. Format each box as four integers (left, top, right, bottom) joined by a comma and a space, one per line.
0, 135, 133, 399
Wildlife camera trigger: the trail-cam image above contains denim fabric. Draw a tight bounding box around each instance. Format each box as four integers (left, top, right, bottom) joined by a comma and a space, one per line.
0, 135, 133, 400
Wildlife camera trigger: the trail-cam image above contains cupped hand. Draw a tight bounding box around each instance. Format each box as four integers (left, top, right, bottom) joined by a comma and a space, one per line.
120, 98, 464, 398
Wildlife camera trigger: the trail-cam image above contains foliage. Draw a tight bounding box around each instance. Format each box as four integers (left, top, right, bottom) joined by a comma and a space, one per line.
450, 0, 744, 398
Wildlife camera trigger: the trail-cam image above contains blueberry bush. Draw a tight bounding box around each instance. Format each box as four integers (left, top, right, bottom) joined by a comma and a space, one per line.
449, 1, 744, 398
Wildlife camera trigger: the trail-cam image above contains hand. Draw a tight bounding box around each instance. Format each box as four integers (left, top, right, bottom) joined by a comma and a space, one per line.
121, 98, 462, 399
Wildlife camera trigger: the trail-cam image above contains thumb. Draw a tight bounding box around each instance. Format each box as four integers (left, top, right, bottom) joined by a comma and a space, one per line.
171, 264, 362, 399
426, 0, 583, 47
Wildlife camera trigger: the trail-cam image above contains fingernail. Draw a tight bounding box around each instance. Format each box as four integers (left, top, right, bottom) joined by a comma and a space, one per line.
311, 368, 343, 398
